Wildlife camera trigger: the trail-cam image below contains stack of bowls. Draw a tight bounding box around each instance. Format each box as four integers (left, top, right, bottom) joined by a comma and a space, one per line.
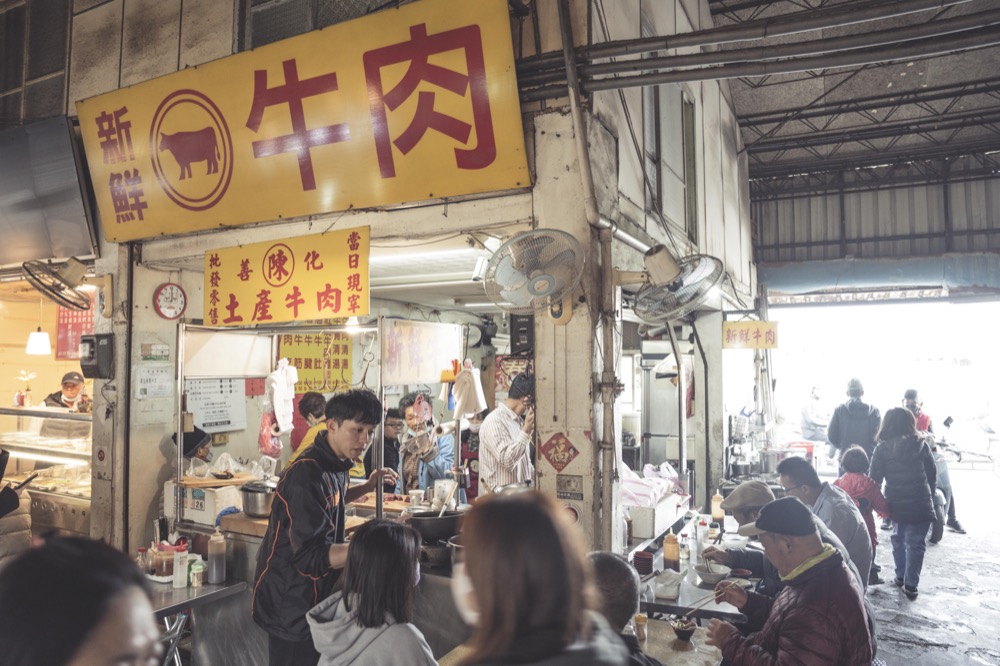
633, 551, 654, 576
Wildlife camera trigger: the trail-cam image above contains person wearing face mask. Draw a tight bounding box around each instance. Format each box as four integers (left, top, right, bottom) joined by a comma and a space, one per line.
0, 536, 163, 666
396, 392, 455, 496
460, 409, 489, 501
903, 389, 932, 432
451, 491, 627, 666
307, 520, 436, 666
172, 426, 213, 463
43, 371, 91, 411
478, 373, 535, 493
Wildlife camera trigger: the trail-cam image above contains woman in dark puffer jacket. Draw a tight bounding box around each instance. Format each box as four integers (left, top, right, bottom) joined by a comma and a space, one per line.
870, 408, 936, 601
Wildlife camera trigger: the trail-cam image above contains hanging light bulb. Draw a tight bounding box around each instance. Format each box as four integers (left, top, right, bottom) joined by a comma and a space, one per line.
26, 297, 52, 356
345, 316, 360, 335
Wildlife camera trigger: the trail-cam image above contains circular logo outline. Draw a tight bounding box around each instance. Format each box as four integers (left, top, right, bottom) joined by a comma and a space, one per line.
149, 89, 234, 211
262, 243, 295, 288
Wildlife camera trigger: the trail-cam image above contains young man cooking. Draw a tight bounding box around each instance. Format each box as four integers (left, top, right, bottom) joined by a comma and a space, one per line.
252, 389, 398, 666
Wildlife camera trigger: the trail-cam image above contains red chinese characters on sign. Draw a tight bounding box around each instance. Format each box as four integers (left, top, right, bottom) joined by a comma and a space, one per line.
539, 433, 580, 473
364, 23, 496, 179
56, 299, 95, 360
208, 253, 221, 325
263, 244, 293, 287
245, 60, 351, 191
95, 107, 149, 224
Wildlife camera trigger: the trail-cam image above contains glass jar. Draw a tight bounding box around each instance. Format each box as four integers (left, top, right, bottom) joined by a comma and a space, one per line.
152, 549, 174, 577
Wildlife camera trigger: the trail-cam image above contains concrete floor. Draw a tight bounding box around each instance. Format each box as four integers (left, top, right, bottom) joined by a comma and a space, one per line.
863, 464, 1000, 665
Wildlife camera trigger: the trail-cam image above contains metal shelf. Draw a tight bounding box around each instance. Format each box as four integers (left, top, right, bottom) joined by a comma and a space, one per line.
0, 406, 92, 422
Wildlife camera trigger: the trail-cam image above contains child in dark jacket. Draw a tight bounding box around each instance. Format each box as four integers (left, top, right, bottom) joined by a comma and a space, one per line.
834, 445, 890, 584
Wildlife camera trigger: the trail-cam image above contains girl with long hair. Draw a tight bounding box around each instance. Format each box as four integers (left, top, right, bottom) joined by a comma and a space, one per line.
454, 491, 627, 666
308, 519, 436, 666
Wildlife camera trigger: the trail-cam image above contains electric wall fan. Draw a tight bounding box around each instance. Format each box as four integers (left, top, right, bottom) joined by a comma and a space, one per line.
483, 229, 586, 315
22, 257, 113, 317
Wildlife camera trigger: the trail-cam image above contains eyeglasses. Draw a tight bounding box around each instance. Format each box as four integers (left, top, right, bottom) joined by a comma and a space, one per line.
385, 421, 403, 428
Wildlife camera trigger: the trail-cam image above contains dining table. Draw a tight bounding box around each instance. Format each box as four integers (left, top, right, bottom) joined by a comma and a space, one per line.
436, 619, 721, 665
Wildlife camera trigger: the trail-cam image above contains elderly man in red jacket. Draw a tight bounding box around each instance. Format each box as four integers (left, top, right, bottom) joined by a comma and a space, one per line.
707, 496, 874, 665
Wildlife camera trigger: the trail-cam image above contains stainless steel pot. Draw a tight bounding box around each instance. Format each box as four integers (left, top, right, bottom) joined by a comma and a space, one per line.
447, 534, 464, 567
408, 510, 464, 544
757, 449, 797, 476
729, 461, 752, 478
240, 479, 278, 518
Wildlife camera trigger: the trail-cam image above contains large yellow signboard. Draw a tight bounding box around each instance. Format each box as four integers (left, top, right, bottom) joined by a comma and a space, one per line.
76, 0, 529, 242
205, 227, 369, 326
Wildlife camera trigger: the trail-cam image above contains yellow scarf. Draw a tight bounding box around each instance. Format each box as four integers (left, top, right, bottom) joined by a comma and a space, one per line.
780, 543, 837, 582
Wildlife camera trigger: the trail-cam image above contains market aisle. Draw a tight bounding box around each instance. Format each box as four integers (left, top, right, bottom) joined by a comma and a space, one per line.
867, 465, 1000, 665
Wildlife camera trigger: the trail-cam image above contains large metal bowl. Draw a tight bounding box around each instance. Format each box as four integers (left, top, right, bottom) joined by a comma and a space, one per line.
240, 480, 277, 518
408, 510, 464, 544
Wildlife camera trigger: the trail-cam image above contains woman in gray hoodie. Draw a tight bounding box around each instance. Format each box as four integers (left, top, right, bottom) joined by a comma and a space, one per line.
307, 520, 436, 666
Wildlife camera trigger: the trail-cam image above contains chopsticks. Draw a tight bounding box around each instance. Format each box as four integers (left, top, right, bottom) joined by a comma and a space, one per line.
684, 591, 722, 617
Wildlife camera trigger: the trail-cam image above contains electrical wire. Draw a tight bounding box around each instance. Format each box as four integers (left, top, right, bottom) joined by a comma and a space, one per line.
594, 0, 686, 258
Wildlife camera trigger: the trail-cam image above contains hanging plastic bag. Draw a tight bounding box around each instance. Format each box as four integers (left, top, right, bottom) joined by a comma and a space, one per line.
258, 411, 282, 458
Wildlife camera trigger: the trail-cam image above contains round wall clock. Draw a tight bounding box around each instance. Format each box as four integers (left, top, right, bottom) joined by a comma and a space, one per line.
153, 283, 187, 320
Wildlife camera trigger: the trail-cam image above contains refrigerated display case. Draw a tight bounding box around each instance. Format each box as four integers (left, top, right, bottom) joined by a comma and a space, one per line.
0, 406, 92, 536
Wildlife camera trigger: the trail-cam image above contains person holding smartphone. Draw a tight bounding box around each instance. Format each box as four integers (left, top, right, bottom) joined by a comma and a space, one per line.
479, 373, 535, 494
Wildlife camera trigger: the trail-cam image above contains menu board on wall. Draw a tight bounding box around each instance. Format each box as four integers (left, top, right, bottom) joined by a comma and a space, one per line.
184, 378, 248, 433
56, 297, 95, 360
278, 332, 353, 393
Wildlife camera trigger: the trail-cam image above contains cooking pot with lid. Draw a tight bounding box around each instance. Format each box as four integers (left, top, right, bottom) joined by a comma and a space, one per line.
240, 478, 278, 518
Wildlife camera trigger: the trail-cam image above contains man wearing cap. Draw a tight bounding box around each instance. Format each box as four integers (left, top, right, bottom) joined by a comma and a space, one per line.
706, 496, 874, 664
479, 373, 535, 493
43, 372, 91, 411
704, 480, 869, 597
827, 378, 881, 459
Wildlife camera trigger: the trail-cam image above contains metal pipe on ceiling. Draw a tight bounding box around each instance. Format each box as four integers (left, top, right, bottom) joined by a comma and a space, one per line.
518, 0, 973, 72
747, 109, 1000, 154
740, 78, 1000, 126
575, 7, 1000, 80
749, 137, 1000, 179
581, 25, 1000, 93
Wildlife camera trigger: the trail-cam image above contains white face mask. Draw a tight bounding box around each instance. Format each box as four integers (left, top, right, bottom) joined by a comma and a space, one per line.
449, 562, 480, 626
469, 423, 481, 434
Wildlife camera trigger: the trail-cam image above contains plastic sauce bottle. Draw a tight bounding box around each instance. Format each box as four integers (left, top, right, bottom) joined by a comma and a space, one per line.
679, 533, 690, 563
662, 530, 680, 572
208, 529, 226, 584
711, 489, 725, 522
172, 547, 188, 588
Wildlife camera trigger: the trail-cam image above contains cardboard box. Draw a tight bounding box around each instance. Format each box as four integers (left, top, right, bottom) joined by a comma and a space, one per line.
163, 481, 242, 526
628, 493, 690, 539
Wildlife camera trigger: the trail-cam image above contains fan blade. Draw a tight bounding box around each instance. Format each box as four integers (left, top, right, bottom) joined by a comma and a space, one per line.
536, 235, 581, 265
491, 256, 528, 289
500, 288, 535, 307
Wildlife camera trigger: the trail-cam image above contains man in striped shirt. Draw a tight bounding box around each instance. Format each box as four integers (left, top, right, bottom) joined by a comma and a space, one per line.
479, 373, 535, 493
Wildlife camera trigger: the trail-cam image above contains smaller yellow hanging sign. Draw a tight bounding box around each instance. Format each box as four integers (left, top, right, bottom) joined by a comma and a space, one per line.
723, 321, 778, 349
204, 226, 369, 326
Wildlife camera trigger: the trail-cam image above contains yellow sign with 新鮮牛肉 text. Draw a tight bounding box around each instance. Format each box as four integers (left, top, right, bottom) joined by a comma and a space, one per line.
76, 0, 528, 242
205, 227, 369, 326
722, 321, 778, 349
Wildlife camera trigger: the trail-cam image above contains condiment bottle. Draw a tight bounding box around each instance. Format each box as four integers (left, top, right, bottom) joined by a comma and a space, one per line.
135, 547, 149, 574
172, 547, 188, 588
207, 529, 226, 584
707, 521, 721, 543
634, 613, 648, 641
711, 489, 725, 522
662, 530, 680, 572
679, 533, 690, 563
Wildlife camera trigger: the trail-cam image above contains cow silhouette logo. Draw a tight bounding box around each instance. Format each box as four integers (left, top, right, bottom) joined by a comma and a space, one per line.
149, 89, 233, 211
159, 128, 220, 179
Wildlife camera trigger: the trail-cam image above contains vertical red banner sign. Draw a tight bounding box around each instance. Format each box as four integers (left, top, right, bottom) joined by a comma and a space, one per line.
56, 297, 95, 360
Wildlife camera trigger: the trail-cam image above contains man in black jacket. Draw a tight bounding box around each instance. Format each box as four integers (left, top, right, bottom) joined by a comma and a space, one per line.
252, 389, 398, 666
827, 378, 881, 459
